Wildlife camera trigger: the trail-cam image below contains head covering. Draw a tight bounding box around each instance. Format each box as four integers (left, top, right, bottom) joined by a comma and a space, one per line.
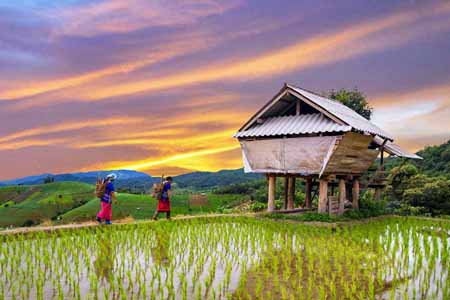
105, 173, 117, 181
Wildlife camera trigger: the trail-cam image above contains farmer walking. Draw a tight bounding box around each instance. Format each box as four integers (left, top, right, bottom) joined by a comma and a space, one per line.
96, 173, 118, 225
153, 176, 173, 220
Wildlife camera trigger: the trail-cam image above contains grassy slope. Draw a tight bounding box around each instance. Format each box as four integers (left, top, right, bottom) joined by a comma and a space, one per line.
0, 182, 94, 227
0, 185, 29, 205
59, 193, 247, 223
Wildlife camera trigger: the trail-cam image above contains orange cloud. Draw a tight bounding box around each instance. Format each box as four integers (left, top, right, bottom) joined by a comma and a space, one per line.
0, 117, 144, 146
74, 129, 236, 149
103, 144, 241, 171
372, 82, 450, 108
49, 0, 242, 37
0, 138, 69, 150
67, 2, 450, 101
0, 34, 212, 101
371, 82, 450, 152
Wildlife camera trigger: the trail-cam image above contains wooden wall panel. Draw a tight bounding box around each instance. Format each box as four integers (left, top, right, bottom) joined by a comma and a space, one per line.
323, 132, 379, 175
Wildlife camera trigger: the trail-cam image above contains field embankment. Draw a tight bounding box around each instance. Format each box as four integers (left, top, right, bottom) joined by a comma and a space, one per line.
0, 182, 94, 227
0, 182, 247, 228
0, 216, 448, 300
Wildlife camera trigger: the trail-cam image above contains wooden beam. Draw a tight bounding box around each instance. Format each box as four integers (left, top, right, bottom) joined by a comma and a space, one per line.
318, 179, 328, 213
284, 177, 289, 209
288, 89, 347, 125
287, 177, 295, 210
305, 177, 312, 209
268, 175, 276, 212
375, 188, 382, 201
352, 178, 360, 210
380, 138, 387, 167
338, 179, 346, 215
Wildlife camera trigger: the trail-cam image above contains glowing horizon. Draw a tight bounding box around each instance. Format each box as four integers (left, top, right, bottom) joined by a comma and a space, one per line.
0, 0, 449, 180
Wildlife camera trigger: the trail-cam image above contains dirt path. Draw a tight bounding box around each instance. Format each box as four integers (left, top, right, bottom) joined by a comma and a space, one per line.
0, 213, 255, 236
3, 213, 434, 237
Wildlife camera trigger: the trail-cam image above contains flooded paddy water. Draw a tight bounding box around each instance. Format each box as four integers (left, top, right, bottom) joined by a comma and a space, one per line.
0, 216, 449, 299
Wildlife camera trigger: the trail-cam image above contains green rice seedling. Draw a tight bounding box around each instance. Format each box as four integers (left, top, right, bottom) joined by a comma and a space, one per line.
1, 216, 449, 299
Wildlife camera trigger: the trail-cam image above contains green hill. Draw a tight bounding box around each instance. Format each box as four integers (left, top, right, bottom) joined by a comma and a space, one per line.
0, 181, 246, 228
415, 139, 450, 177
58, 192, 245, 224
174, 168, 263, 189
0, 182, 94, 227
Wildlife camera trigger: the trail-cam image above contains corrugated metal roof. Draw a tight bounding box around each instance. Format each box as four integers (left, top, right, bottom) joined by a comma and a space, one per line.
234, 113, 351, 138
287, 85, 394, 141
373, 136, 422, 159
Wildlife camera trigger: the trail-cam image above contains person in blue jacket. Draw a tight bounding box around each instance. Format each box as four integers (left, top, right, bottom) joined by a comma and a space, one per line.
96, 173, 118, 225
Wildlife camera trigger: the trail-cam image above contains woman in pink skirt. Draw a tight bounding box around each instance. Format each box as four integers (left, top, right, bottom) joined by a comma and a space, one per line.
96, 173, 118, 225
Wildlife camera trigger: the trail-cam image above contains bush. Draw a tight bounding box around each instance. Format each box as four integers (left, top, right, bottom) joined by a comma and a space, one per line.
399, 175, 450, 215
22, 219, 35, 227
340, 192, 387, 219
250, 202, 267, 212
392, 203, 427, 216
264, 212, 335, 222
296, 212, 334, 222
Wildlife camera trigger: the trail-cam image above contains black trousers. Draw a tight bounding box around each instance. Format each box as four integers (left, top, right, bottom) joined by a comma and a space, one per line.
153, 210, 170, 219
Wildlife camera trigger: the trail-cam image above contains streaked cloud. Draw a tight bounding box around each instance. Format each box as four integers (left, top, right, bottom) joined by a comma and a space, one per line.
101, 145, 240, 171
47, 0, 242, 37
372, 82, 450, 151
0, 117, 144, 145
0, 1, 449, 180
66, 2, 450, 101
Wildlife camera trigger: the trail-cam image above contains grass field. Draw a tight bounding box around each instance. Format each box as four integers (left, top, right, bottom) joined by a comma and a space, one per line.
58, 192, 246, 223
0, 182, 94, 227
0, 216, 448, 300
0, 182, 247, 227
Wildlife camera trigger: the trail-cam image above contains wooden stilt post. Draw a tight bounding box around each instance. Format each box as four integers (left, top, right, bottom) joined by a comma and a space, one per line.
305, 177, 312, 209
352, 178, 360, 210
338, 178, 346, 215
375, 188, 382, 201
318, 178, 328, 213
287, 177, 295, 210
284, 177, 289, 209
268, 175, 276, 212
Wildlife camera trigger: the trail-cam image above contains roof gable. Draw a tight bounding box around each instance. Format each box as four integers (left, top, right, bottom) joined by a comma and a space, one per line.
234, 113, 351, 138
237, 83, 393, 141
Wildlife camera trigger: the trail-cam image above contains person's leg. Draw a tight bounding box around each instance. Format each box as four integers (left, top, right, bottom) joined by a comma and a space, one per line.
97, 202, 106, 223
166, 211, 171, 220
104, 203, 113, 225
152, 210, 159, 220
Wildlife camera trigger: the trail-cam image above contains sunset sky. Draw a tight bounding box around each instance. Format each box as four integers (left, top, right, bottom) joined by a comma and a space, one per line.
1, 0, 449, 180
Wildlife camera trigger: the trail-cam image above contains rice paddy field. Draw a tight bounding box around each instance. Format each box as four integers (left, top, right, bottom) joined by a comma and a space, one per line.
0, 216, 449, 300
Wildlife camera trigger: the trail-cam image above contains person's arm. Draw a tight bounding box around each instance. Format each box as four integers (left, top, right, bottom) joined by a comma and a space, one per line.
167, 182, 172, 200
111, 191, 118, 204
108, 182, 118, 204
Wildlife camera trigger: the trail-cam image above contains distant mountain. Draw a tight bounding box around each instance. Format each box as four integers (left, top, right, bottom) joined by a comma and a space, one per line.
174, 168, 263, 189
0, 170, 155, 191
0, 168, 263, 191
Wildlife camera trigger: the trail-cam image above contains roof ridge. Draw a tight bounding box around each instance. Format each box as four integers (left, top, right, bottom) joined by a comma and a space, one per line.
286, 83, 342, 104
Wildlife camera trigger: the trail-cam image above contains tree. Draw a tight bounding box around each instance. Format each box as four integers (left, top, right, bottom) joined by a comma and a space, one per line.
387, 163, 418, 200
43, 176, 54, 184
402, 176, 450, 215
328, 88, 373, 119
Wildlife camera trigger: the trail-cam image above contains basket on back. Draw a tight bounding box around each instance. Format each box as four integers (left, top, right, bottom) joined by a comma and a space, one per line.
95, 178, 107, 199
151, 175, 165, 200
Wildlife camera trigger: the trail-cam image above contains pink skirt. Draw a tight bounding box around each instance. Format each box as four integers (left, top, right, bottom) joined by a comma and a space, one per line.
97, 201, 112, 221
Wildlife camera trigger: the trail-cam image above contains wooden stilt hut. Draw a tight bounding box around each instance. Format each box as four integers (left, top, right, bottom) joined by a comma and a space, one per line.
234, 84, 421, 214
